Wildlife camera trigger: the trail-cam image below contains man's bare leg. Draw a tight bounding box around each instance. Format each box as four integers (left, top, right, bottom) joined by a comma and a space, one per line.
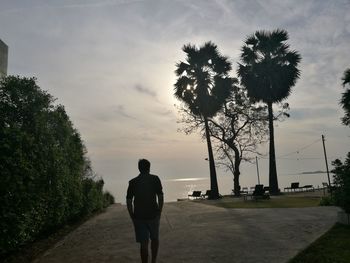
151, 239, 159, 263
140, 241, 149, 263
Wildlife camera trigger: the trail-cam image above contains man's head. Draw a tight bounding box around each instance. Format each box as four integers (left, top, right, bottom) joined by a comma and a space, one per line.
138, 159, 151, 174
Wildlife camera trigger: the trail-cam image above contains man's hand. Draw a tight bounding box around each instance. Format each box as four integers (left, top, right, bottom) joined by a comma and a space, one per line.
126, 198, 134, 220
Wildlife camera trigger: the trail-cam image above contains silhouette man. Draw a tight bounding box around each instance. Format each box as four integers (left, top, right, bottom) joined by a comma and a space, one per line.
127, 159, 164, 263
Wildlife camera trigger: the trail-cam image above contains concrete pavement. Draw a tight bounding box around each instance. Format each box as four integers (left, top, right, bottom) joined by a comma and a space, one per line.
33, 201, 340, 263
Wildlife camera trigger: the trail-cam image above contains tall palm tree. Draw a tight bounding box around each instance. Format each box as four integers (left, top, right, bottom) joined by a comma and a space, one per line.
341, 68, 350, 126
174, 42, 234, 199
238, 29, 301, 194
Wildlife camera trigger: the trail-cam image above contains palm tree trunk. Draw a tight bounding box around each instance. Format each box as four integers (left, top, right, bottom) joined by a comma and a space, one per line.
204, 117, 220, 199
267, 102, 279, 194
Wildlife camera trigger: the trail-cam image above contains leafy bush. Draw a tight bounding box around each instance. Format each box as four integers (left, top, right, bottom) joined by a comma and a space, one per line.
103, 191, 115, 207
0, 76, 114, 256
319, 196, 335, 206
81, 178, 104, 214
332, 153, 350, 213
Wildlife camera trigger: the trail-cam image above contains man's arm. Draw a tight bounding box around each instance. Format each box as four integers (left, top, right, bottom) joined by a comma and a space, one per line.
158, 194, 164, 215
126, 181, 134, 220
126, 198, 134, 220
155, 176, 164, 216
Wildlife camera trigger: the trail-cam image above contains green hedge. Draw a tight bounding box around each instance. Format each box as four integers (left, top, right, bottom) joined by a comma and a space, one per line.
0, 76, 114, 256
332, 153, 350, 213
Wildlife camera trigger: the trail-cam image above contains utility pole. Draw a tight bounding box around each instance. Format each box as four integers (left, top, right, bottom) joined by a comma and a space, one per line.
321, 135, 332, 194
256, 156, 261, 185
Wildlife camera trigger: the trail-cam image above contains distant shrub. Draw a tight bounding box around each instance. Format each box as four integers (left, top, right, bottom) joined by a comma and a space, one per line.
103, 191, 115, 207
332, 153, 350, 213
319, 196, 335, 206
82, 178, 105, 215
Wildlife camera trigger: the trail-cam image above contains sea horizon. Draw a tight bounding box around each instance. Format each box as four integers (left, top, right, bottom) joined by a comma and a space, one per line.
108, 172, 331, 204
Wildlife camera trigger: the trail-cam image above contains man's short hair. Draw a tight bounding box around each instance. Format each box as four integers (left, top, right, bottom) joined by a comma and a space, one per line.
138, 159, 151, 173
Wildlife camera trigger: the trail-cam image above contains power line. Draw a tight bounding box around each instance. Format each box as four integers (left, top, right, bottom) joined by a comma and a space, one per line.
259, 155, 340, 161
256, 136, 343, 161
277, 138, 322, 158
278, 157, 322, 160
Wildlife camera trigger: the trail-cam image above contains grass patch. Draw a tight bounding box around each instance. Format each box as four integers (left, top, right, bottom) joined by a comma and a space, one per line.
210, 196, 322, 209
289, 223, 350, 263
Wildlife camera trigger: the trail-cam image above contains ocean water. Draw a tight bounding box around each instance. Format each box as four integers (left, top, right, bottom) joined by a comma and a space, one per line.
163, 172, 330, 201
108, 172, 331, 204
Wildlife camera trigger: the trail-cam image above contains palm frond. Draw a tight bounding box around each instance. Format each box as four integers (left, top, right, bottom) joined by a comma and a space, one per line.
284, 50, 302, 66
238, 29, 301, 104
175, 62, 190, 76
341, 90, 350, 109
342, 68, 350, 87
245, 35, 258, 46
174, 42, 234, 118
240, 45, 257, 64
271, 29, 288, 43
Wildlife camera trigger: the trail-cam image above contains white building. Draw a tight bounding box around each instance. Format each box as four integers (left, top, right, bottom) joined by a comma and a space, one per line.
0, 39, 8, 77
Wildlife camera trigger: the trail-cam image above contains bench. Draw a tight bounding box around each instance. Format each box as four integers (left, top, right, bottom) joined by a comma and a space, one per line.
188, 191, 202, 199
284, 182, 300, 192
302, 185, 314, 192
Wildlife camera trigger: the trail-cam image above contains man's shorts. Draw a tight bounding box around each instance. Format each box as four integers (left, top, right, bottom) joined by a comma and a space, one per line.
133, 216, 160, 243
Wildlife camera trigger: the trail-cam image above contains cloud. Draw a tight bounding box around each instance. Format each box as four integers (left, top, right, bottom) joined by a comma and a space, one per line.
290, 107, 339, 121
114, 104, 136, 120
0, 0, 145, 14
134, 84, 157, 97
155, 109, 173, 117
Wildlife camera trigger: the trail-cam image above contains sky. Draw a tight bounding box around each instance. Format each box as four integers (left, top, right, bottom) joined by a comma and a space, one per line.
1, 0, 350, 202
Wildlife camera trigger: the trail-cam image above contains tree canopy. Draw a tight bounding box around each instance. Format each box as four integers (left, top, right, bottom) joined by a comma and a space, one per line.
238, 29, 301, 104
341, 68, 350, 126
238, 29, 301, 194
174, 42, 235, 199
174, 41, 234, 118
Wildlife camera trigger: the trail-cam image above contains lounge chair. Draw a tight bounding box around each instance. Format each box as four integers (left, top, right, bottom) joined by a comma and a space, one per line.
243, 185, 270, 201
201, 190, 211, 199
188, 191, 202, 200
302, 185, 314, 192
252, 184, 270, 201
263, 186, 270, 194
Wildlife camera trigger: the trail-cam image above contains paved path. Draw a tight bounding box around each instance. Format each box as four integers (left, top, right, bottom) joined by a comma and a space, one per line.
33, 201, 340, 263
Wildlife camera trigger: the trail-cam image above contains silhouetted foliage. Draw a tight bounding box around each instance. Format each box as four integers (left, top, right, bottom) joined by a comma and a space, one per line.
209, 85, 268, 196
177, 85, 270, 196
319, 196, 335, 206
103, 191, 115, 207
332, 153, 350, 213
0, 76, 114, 256
331, 68, 350, 214
174, 42, 235, 199
341, 68, 350, 126
238, 29, 301, 194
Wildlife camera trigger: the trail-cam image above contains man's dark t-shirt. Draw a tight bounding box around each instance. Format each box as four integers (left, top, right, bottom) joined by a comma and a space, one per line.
126, 173, 163, 220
